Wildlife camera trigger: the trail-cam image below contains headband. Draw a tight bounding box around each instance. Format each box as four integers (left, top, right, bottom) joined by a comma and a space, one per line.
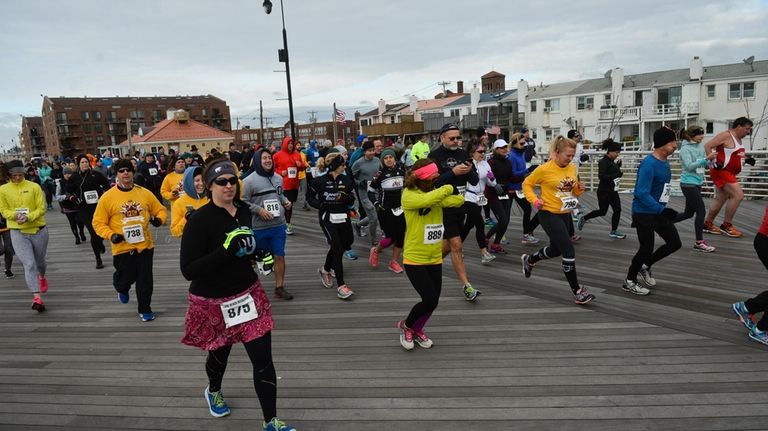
327, 155, 345, 172
205, 160, 237, 186
413, 162, 438, 180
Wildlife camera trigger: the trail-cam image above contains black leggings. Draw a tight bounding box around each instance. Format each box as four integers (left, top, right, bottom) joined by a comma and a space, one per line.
529, 211, 580, 293
320, 218, 353, 286
206, 332, 277, 422
377, 208, 405, 248
64, 211, 85, 240
404, 264, 442, 331
0, 230, 13, 271
283, 189, 298, 224
461, 202, 486, 249
79, 207, 104, 260
745, 234, 768, 331
583, 190, 622, 231
486, 197, 512, 244
512, 193, 539, 234
626, 213, 682, 282
674, 184, 705, 241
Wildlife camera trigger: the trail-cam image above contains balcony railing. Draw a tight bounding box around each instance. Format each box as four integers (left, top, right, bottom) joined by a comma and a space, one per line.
644, 102, 699, 117
598, 106, 640, 122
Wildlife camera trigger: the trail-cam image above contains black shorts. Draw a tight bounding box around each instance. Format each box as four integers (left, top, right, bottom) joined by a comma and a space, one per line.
283, 189, 299, 203
442, 209, 466, 240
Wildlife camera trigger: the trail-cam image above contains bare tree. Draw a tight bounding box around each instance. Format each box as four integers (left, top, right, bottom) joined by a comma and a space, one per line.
744, 97, 768, 150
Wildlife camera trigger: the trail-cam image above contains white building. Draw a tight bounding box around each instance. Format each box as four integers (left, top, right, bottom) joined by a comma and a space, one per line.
524, 57, 768, 153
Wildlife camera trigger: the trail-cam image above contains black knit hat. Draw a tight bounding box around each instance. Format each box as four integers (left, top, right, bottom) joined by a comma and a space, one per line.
113, 158, 134, 172
653, 127, 677, 148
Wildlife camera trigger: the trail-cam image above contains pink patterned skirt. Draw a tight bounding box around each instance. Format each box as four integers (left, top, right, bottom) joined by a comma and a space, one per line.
181, 280, 274, 351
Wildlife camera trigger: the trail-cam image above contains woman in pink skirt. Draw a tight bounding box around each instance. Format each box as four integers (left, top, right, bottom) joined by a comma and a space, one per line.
179, 158, 295, 431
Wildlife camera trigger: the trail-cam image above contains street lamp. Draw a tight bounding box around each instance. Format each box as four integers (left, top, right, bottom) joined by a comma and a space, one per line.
263, 0, 296, 141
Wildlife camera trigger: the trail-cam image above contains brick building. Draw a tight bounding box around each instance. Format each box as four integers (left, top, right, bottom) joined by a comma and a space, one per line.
481, 71, 506, 93
40, 94, 231, 157
20, 116, 46, 157
233, 119, 359, 147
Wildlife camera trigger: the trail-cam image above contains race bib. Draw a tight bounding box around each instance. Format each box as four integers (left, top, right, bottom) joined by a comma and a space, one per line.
659, 183, 671, 203
391, 206, 404, 216
220, 293, 258, 328
423, 223, 444, 244
263, 199, 281, 217
84, 190, 99, 204
613, 178, 621, 192
515, 190, 525, 199
14, 208, 29, 217
148, 168, 158, 176
287, 167, 297, 178
122, 224, 145, 244
695, 167, 705, 174
498, 194, 509, 200
477, 195, 488, 206
456, 185, 466, 196
560, 196, 579, 212
329, 212, 348, 224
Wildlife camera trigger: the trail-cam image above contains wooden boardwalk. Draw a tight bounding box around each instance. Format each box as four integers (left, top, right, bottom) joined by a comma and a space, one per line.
2, 195, 768, 430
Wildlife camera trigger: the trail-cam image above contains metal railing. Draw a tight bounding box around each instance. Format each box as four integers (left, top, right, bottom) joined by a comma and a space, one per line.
598, 106, 640, 121
531, 150, 768, 200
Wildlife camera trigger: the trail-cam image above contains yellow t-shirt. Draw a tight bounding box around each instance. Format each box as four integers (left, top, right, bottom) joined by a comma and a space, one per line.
170, 194, 209, 237
522, 160, 583, 214
160, 171, 185, 202
92, 185, 167, 255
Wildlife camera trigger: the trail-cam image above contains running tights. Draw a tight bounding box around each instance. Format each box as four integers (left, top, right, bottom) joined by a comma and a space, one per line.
404, 264, 442, 332
674, 185, 705, 241
206, 333, 276, 422
461, 202, 486, 249
79, 208, 104, 260
582, 191, 621, 231
528, 211, 580, 293
0, 230, 13, 271
626, 213, 681, 282
512, 193, 539, 234
486, 197, 512, 244
320, 220, 353, 286
64, 212, 85, 241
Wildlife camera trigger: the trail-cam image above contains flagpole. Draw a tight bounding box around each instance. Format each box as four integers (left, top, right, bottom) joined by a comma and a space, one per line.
333, 103, 338, 145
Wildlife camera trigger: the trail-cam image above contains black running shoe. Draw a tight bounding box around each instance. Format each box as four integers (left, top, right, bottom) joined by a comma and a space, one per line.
521, 254, 534, 278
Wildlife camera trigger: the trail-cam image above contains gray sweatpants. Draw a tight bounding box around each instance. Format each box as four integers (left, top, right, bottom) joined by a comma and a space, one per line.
356, 186, 379, 246
10, 227, 48, 293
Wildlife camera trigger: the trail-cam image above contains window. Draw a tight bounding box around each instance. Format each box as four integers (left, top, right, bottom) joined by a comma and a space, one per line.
94, 123, 102, 133
96, 135, 104, 143
576, 96, 594, 110
110, 136, 118, 145
83, 124, 91, 134
360, 119, 370, 126
93, 111, 101, 120
130, 110, 144, 119
81, 111, 90, 121
729, 82, 755, 100
108, 111, 117, 120
56, 112, 67, 123
544, 128, 559, 141
706, 122, 714, 134
450, 109, 460, 117
84, 136, 93, 145
706, 85, 715, 99
658, 86, 682, 106
530, 101, 537, 112
152, 110, 162, 122
202, 109, 208, 117
543, 99, 560, 113
604, 94, 612, 107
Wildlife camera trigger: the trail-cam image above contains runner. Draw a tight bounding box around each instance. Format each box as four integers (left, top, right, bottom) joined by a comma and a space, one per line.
272, 136, 305, 235
0, 163, 14, 278
731, 204, 768, 345
161, 157, 187, 205
138, 153, 163, 203
179, 158, 294, 431
674, 125, 717, 252
622, 127, 682, 295
429, 123, 481, 301
508, 132, 540, 244
460, 141, 496, 264
485, 139, 516, 254
54, 167, 86, 245
703, 117, 754, 238
243, 149, 294, 300
409, 133, 431, 164
71, 154, 111, 269
92, 158, 167, 321
0, 160, 49, 312
396, 158, 464, 350
369, 147, 407, 272
521, 136, 595, 305
308, 152, 356, 300
170, 166, 209, 238
352, 141, 381, 246
577, 138, 627, 239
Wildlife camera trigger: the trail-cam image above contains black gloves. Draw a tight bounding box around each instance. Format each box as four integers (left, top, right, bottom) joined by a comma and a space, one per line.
223, 227, 256, 257
110, 233, 125, 244
661, 208, 678, 220
150, 217, 162, 227
745, 156, 756, 166
494, 184, 506, 196
580, 154, 590, 162
616, 159, 622, 168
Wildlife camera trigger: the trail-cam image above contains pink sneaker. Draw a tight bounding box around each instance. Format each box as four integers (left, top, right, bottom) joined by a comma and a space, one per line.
38, 275, 49, 293
388, 260, 404, 274
369, 246, 379, 268
413, 330, 433, 349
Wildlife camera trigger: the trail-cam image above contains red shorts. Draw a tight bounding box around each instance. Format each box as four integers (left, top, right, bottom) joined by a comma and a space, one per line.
709, 168, 738, 188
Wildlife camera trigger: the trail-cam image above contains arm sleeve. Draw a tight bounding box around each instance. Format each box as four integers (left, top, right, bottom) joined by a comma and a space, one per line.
0, 190, 14, 221
170, 199, 185, 237
149, 192, 167, 224
466, 163, 479, 186
307, 178, 322, 209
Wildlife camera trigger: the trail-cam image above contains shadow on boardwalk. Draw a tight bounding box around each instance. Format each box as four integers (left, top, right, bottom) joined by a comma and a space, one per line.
1, 196, 768, 430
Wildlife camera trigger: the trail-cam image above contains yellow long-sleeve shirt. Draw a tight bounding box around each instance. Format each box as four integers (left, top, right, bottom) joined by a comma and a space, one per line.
92, 184, 167, 255
0, 180, 47, 234
402, 185, 464, 265
522, 160, 583, 214
160, 171, 185, 202
170, 194, 209, 237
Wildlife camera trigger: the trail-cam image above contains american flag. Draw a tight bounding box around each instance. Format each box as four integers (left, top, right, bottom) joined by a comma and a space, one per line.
335, 108, 346, 123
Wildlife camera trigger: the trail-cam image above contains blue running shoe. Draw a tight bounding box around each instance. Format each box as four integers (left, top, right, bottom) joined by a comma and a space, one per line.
732, 302, 756, 333
749, 329, 768, 346
343, 250, 358, 260
263, 418, 296, 431
139, 312, 155, 322
204, 386, 231, 418
118, 292, 129, 304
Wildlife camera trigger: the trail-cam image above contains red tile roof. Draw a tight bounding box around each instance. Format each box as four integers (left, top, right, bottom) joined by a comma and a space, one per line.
121, 117, 233, 145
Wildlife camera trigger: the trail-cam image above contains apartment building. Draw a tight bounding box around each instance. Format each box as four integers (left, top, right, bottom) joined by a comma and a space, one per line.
20, 116, 45, 156
233, 119, 359, 147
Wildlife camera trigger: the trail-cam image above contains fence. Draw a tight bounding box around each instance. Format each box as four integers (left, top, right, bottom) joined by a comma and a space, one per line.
532, 150, 768, 200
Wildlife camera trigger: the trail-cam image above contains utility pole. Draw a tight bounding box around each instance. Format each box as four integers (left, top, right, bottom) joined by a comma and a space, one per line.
438, 80, 452, 96
259, 100, 264, 148
307, 110, 318, 141
126, 118, 133, 157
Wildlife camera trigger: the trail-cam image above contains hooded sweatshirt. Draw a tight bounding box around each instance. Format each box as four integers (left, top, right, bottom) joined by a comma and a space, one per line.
170, 166, 209, 237
678, 139, 710, 186
243, 149, 289, 230
272, 136, 305, 190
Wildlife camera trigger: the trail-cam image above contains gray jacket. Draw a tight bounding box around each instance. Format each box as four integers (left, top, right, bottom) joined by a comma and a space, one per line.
242, 171, 289, 230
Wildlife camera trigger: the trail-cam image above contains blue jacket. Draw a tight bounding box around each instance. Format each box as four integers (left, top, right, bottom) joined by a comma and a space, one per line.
348, 147, 364, 167
632, 155, 671, 215
307, 140, 321, 167
678, 140, 709, 186
507, 148, 528, 191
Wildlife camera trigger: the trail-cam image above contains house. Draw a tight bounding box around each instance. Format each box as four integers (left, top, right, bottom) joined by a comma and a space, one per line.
119, 109, 233, 155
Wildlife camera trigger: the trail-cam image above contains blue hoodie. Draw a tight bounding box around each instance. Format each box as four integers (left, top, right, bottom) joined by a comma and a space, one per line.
307, 140, 320, 167
678, 139, 709, 186
182, 166, 205, 199
507, 147, 528, 191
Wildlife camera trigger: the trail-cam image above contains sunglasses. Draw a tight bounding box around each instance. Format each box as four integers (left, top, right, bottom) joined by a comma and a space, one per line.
117, 168, 132, 173
213, 176, 238, 186
447, 136, 462, 141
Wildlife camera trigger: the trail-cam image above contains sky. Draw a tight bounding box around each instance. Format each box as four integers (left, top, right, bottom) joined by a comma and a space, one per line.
2, 0, 768, 153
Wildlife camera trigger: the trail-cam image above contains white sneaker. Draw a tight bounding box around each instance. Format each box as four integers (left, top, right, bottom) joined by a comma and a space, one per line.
480, 253, 496, 264
693, 240, 716, 253
521, 234, 540, 244
622, 279, 650, 295
638, 265, 656, 287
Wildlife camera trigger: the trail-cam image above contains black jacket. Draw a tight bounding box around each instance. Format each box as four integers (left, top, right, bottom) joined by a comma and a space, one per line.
428, 145, 478, 214
597, 155, 623, 193
371, 163, 405, 210
69, 169, 111, 210
307, 173, 355, 223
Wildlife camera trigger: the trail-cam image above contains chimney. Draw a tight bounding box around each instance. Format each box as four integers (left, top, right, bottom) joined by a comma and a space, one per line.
166, 108, 178, 120
610, 68, 624, 107
457, 81, 464, 94
377, 99, 386, 115
690, 56, 703, 81
470, 84, 480, 115
517, 79, 529, 113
